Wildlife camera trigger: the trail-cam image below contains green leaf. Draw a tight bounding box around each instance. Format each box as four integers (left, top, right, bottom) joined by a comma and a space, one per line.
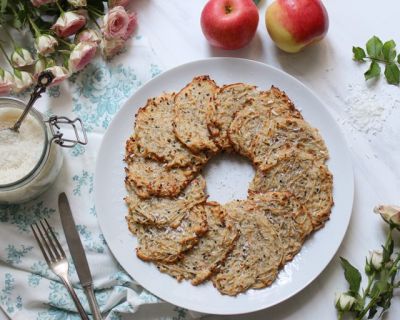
384, 63, 400, 84
364, 61, 381, 80
366, 36, 383, 59
340, 257, 362, 294
397, 53, 400, 64
0, 0, 7, 13
383, 40, 397, 61
253, 0, 261, 4
353, 46, 366, 61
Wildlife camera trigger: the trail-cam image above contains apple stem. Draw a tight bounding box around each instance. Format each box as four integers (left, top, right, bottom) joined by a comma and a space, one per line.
224, 5, 233, 14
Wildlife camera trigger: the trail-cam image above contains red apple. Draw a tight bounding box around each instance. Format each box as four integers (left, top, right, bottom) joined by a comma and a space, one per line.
266, 0, 329, 53
201, 0, 259, 50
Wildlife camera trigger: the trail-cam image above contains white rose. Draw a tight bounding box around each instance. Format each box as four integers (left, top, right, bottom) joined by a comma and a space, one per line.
12, 70, 33, 93
374, 205, 400, 229
369, 250, 384, 271
11, 48, 35, 68
334, 292, 356, 311
35, 35, 58, 56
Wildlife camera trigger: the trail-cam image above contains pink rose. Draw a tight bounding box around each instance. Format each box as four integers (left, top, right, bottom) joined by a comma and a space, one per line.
45, 66, 70, 87
31, 0, 55, 7
100, 37, 125, 59
109, 0, 130, 8
52, 11, 87, 38
122, 12, 137, 40
0, 69, 14, 96
75, 29, 101, 44
69, 42, 97, 72
102, 6, 129, 39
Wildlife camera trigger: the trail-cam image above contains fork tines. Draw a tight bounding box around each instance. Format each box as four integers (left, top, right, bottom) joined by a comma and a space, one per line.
31, 218, 66, 264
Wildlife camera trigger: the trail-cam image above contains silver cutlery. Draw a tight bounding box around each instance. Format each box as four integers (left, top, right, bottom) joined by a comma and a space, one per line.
31, 219, 89, 320
58, 193, 103, 320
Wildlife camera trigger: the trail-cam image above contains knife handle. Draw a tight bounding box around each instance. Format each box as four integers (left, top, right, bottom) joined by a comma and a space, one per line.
83, 285, 103, 320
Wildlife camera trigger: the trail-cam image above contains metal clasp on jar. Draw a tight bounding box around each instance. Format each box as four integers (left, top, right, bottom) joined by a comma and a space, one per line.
46, 116, 88, 148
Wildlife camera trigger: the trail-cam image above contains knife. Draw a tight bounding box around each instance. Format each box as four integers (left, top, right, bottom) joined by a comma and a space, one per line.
58, 192, 103, 320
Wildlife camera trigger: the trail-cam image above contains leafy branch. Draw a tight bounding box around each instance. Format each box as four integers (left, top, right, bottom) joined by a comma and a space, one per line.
353, 36, 400, 85
335, 206, 400, 319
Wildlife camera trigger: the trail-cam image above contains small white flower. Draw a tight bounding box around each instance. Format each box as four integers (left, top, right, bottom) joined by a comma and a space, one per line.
369, 250, 384, 271
11, 48, 35, 67
68, 0, 87, 6
335, 292, 357, 311
12, 70, 33, 93
35, 35, 58, 56
374, 205, 400, 229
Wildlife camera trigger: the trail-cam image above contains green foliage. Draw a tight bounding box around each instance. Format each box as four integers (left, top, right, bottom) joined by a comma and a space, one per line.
336, 226, 400, 319
340, 257, 362, 294
353, 36, 400, 85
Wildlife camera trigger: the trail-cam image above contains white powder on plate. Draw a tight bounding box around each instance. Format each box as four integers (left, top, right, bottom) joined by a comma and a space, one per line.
0, 108, 45, 185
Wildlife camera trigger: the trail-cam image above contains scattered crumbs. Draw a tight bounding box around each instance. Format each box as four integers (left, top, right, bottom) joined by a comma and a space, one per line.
343, 84, 400, 135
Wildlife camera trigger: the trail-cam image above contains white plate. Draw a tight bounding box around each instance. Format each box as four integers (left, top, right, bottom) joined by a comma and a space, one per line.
95, 58, 354, 315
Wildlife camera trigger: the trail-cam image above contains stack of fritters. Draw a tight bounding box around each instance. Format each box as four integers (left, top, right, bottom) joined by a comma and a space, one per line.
124, 75, 333, 296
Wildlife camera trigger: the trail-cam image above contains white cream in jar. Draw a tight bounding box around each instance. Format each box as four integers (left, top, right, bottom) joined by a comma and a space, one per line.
0, 98, 64, 204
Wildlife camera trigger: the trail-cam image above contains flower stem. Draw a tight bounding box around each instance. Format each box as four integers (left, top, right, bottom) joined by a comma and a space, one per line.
88, 13, 101, 29
27, 16, 41, 37
356, 296, 378, 320
87, 5, 104, 16
55, 0, 64, 14
0, 42, 13, 67
57, 38, 74, 50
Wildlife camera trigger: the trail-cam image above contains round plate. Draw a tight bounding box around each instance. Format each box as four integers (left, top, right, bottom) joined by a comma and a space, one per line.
95, 58, 354, 315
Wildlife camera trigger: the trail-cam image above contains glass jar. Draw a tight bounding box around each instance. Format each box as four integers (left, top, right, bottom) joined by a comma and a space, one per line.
0, 97, 87, 204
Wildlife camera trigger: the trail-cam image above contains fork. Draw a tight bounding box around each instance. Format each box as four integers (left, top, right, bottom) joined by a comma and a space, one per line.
31, 219, 89, 320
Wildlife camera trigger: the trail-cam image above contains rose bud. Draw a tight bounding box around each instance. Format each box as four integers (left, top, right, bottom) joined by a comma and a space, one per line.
0, 68, 14, 95
68, 0, 87, 6
368, 250, 384, 271
12, 70, 33, 93
31, 0, 56, 7
75, 29, 101, 44
102, 6, 129, 39
11, 48, 35, 68
100, 37, 125, 59
69, 42, 97, 72
109, 0, 130, 8
33, 59, 46, 79
35, 35, 58, 56
334, 293, 357, 312
122, 12, 137, 40
45, 66, 70, 87
52, 11, 87, 38
374, 205, 400, 229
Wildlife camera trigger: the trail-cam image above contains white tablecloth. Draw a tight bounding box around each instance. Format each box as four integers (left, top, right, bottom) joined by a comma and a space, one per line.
1, 0, 400, 319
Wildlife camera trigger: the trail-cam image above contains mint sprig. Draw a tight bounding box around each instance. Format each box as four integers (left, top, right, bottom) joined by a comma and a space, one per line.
353, 36, 400, 85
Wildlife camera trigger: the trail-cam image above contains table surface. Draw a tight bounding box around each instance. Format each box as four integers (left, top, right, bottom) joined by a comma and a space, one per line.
132, 0, 400, 319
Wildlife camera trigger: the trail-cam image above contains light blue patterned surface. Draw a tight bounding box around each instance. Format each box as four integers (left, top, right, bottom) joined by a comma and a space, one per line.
0, 36, 193, 320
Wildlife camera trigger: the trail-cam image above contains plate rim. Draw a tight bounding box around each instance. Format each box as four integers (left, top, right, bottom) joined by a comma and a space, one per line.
94, 57, 354, 315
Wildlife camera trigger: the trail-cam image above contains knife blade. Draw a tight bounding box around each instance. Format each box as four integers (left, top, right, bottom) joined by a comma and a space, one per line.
58, 192, 103, 320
